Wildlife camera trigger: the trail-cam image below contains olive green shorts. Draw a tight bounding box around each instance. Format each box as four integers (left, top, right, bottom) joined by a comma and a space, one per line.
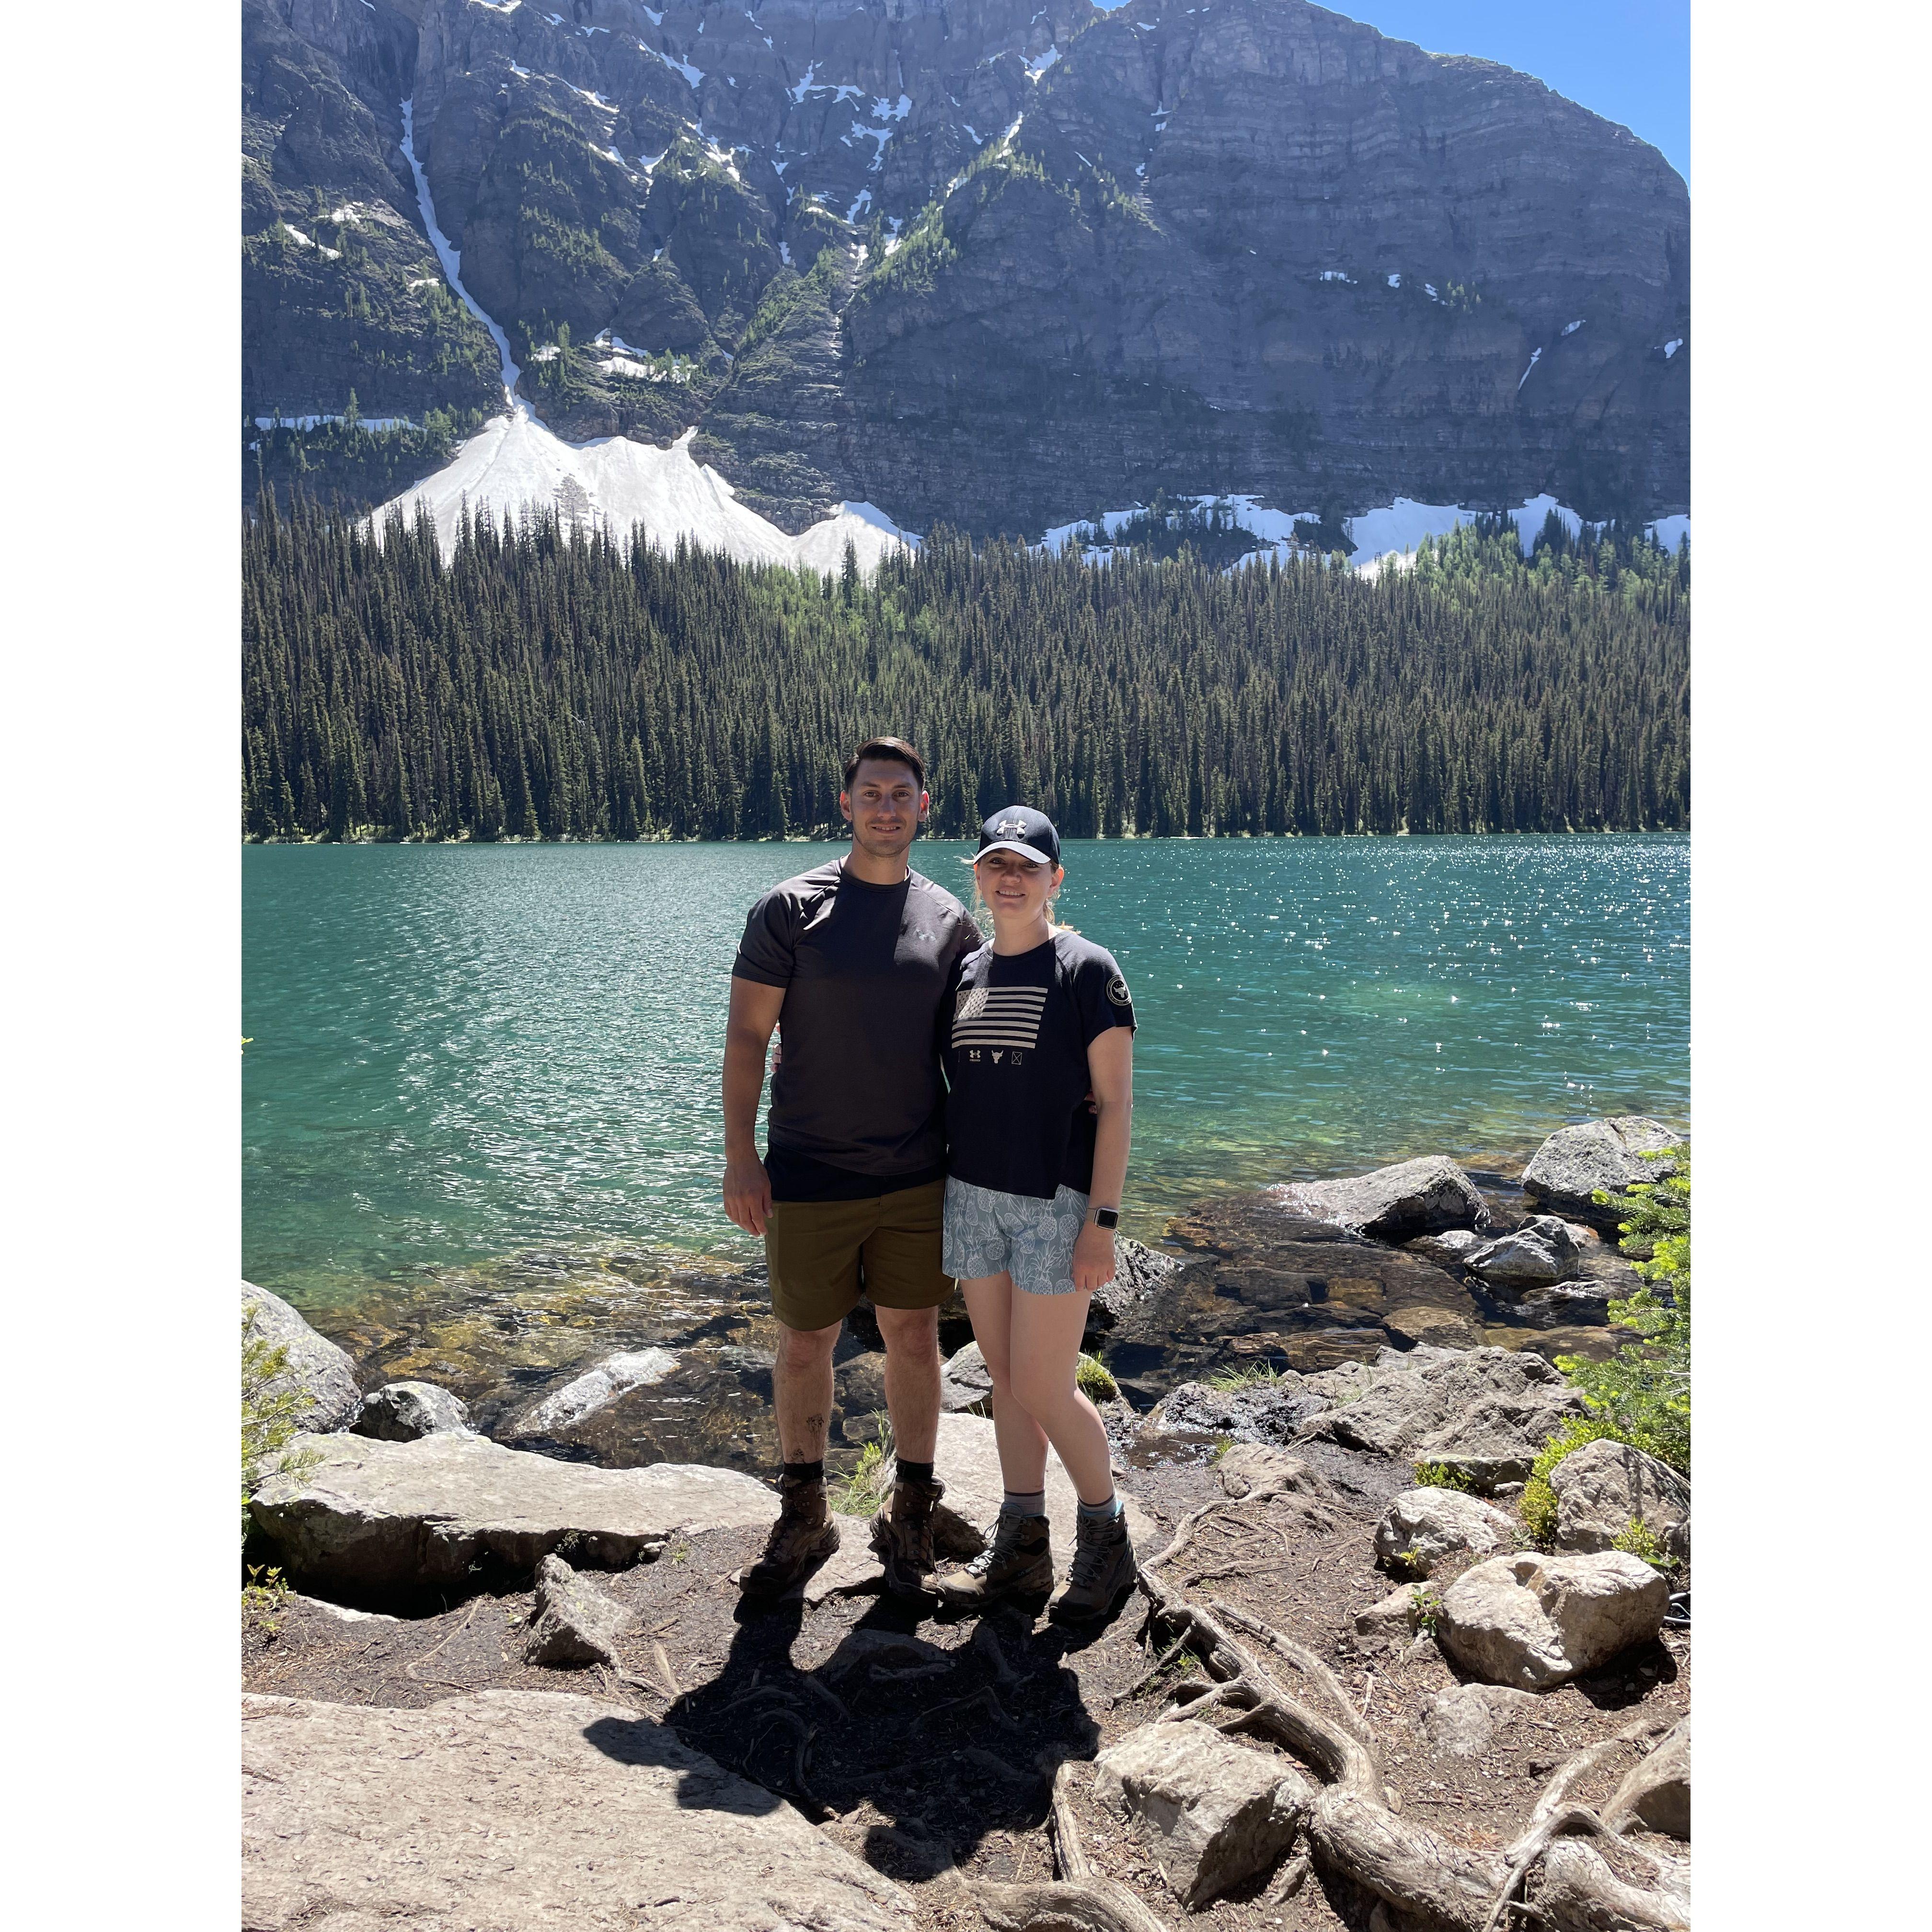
764, 1179, 953, 1332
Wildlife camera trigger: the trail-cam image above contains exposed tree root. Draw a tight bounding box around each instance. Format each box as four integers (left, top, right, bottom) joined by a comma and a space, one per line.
1136, 1572, 1691, 1932
973, 1763, 1174, 1932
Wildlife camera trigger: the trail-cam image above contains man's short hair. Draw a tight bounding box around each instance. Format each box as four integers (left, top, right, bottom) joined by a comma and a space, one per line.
843, 736, 926, 791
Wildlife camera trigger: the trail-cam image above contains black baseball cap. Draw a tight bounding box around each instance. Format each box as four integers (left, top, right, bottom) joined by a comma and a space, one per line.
968, 805, 1061, 867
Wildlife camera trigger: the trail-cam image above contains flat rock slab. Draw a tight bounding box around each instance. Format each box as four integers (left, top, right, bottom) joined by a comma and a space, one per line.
250, 1430, 778, 1592
242, 1689, 916, 1931
1300, 1346, 1570, 1461
243, 1282, 360, 1433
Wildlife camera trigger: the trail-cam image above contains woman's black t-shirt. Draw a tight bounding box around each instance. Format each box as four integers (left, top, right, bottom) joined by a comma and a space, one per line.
941, 931, 1137, 1200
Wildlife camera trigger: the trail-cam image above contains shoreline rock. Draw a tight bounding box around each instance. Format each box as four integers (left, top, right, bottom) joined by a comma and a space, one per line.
243, 1282, 360, 1434
250, 1429, 779, 1594
1521, 1117, 1682, 1227
1269, 1155, 1492, 1241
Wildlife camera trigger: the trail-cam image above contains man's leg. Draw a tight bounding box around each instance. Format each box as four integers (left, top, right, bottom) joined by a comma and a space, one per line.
773, 1318, 840, 1464
859, 1180, 953, 1597
873, 1302, 940, 1464
745, 1200, 864, 1600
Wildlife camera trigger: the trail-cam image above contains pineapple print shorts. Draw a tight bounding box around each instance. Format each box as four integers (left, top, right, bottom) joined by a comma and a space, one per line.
942, 1176, 1092, 1296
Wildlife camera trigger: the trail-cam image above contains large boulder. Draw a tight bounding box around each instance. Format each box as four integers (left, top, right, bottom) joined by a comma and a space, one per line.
1270, 1157, 1491, 1241
1413, 1389, 1590, 1492
249, 1429, 779, 1592
523, 1553, 639, 1668
1604, 1715, 1690, 1839
1091, 1724, 1311, 1907
1422, 1683, 1540, 1758
242, 1282, 359, 1433
1299, 1346, 1567, 1459
351, 1380, 471, 1442
242, 1689, 916, 1930
515, 1348, 679, 1436
1521, 1117, 1681, 1227
1463, 1216, 1582, 1290
1551, 1438, 1691, 1560
1148, 1375, 1330, 1444
1437, 1551, 1670, 1689
1373, 1487, 1518, 1577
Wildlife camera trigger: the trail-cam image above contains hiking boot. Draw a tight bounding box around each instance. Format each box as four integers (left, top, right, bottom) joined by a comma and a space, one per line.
1048, 1507, 1137, 1623
933, 1511, 1053, 1611
740, 1479, 840, 1599
868, 1473, 946, 1598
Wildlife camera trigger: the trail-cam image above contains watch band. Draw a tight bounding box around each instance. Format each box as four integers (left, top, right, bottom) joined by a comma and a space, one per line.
1092, 1207, 1120, 1230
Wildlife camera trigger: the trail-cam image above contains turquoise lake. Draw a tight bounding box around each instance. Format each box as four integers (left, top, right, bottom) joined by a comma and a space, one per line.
243, 836, 1688, 1310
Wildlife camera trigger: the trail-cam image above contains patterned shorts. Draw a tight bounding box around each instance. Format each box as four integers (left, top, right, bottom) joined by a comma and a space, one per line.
943, 1176, 1091, 1296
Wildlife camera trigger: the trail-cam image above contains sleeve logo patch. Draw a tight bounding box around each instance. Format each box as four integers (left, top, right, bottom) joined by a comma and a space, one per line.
1107, 976, 1133, 1007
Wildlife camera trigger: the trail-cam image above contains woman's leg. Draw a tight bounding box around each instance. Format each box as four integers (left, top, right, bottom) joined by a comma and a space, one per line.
1005, 1287, 1114, 1506
959, 1272, 1050, 1494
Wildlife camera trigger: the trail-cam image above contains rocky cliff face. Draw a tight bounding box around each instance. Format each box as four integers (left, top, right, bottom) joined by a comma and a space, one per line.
243, 0, 1689, 530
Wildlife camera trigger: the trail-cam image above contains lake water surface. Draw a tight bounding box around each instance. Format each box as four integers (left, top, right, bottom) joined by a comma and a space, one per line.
244, 836, 1687, 1311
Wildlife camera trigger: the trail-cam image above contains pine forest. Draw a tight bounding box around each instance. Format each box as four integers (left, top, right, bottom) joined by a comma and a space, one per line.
242, 499, 1690, 843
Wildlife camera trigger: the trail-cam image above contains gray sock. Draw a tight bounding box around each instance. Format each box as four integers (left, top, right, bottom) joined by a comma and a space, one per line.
1077, 1493, 1123, 1523
1001, 1489, 1047, 1518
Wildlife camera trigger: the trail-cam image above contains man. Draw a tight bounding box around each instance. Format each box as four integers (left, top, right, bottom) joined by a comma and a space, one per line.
722, 737, 979, 1600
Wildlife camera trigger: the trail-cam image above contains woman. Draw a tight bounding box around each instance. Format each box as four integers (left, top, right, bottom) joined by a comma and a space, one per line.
932, 806, 1138, 1622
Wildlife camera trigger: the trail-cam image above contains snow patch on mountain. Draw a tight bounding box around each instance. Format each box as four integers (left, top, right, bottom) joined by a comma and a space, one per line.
1040, 493, 1688, 571
376, 416, 912, 575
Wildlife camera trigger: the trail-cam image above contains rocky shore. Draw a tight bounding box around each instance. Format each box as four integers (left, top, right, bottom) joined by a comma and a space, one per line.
243, 1116, 1690, 1932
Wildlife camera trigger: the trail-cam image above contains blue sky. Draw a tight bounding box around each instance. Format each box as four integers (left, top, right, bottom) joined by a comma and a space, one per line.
1095, 1, 1690, 185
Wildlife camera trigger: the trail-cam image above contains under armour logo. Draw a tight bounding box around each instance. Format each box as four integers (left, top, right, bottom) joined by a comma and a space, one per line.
994, 816, 1029, 839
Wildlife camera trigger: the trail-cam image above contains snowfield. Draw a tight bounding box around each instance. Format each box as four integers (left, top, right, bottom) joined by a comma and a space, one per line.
377, 415, 913, 573
1040, 493, 1688, 571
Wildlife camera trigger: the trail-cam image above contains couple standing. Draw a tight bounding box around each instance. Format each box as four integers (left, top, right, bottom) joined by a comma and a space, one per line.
721, 736, 1138, 1622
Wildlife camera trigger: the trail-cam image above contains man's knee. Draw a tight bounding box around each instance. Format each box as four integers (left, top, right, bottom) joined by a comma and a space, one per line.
776, 1320, 840, 1373
874, 1304, 940, 1357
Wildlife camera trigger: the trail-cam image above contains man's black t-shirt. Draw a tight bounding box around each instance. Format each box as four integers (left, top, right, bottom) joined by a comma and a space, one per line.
733, 858, 977, 1200
941, 931, 1137, 1201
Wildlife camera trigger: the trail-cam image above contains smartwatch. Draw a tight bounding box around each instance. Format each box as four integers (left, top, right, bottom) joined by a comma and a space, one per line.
1092, 1207, 1120, 1230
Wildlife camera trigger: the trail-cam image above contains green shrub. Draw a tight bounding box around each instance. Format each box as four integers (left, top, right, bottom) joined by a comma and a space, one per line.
1556, 1148, 1690, 1472
1076, 1353, 1119, 1401
1412, 1460, 1473, 1493
1520, 1415, 1629, 1544
1384, 1547, 1428, 1582
1611, 1517, 1678, 1572
1413, 1587, 1442, 1636
831, 1425, 895, 1516
242, 1563, 294, 1634
242, 1308, 318, 1544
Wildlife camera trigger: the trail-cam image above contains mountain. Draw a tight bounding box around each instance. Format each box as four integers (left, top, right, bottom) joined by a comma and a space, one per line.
243, 0, 1690, 545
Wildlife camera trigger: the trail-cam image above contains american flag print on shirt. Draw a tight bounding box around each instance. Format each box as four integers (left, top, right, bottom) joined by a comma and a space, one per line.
951, 982, 1047, 1055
